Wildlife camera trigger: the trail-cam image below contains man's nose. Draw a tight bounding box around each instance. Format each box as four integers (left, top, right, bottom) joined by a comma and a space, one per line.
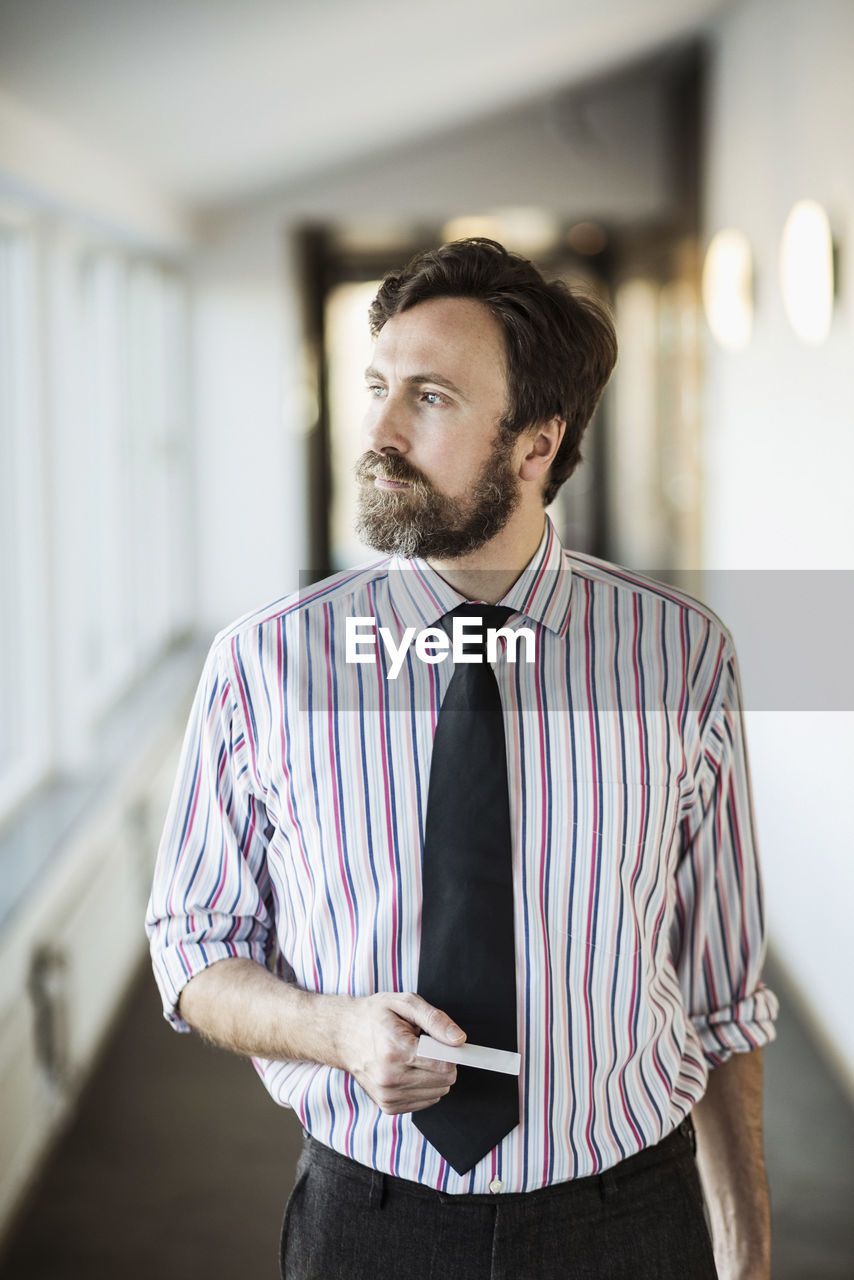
364, 393, 410, 456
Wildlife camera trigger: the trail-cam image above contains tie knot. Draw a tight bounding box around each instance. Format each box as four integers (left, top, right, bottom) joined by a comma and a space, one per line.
439, 603, 515, 657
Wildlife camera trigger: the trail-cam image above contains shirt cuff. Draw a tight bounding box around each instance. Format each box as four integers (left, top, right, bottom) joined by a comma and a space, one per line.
150, 938, 270, 1032
691, 983, 780, 1068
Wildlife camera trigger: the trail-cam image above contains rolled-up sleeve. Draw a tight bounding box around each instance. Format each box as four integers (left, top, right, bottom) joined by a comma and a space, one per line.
672, 635, 779, 1067
145, 637, 274, 1031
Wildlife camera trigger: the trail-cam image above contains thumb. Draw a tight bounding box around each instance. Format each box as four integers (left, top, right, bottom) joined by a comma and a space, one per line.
395, 993, 466, 1045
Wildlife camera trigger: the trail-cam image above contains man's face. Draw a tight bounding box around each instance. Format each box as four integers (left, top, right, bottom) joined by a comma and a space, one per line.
355, 296, 523, 559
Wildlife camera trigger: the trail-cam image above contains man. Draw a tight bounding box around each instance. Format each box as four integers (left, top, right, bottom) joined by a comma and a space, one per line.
147, 238, 777, 1279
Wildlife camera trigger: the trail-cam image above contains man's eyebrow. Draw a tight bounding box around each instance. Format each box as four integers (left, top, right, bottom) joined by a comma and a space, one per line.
364, 366, 467, 399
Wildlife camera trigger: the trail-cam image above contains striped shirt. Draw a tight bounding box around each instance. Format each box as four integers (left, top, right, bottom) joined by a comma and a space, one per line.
146, 517, 778, 1194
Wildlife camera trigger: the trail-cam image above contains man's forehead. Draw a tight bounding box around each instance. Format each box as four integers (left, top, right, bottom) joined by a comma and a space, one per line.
371, 296, 508, 386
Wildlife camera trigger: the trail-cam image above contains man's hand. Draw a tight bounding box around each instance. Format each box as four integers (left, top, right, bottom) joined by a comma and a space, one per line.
338, 991, 463, 1114
177, 959, 464, 1116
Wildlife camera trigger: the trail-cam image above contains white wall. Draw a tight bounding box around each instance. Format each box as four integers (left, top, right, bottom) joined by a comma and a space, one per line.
703, 0, 854, 1090
191, 212, 308, 630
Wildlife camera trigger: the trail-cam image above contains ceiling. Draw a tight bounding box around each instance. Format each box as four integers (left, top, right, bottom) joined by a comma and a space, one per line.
0, 0, 726, 211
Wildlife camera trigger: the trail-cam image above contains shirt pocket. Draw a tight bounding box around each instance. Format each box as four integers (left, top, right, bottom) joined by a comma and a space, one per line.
559, 781, 680, 959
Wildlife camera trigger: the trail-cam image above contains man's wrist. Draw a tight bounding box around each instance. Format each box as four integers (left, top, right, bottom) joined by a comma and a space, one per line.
289, 988, 357, 1073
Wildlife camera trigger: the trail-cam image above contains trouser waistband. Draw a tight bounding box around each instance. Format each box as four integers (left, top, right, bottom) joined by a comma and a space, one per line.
299, 1116, 697, 1206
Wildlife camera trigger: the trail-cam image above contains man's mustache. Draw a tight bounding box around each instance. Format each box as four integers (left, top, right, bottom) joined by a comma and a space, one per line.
354, 452, 429, 488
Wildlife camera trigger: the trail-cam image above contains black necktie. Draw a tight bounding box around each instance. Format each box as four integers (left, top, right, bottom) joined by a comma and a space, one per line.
414, 602, 519, 1175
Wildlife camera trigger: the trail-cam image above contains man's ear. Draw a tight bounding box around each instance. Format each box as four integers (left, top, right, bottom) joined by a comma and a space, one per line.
518, 416, 566, 483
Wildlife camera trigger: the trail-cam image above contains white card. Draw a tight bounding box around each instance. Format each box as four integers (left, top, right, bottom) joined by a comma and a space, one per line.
417, 1035, 521, 1076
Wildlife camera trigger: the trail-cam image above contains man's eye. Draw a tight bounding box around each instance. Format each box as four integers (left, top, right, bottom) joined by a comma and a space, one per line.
422, 391, 447, 406
366, 384, 386, 398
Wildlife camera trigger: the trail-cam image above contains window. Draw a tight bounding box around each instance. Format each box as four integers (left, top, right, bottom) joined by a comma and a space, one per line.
0, 223, 49, 818
0, 214, 193, 828
78, 252, 192, 716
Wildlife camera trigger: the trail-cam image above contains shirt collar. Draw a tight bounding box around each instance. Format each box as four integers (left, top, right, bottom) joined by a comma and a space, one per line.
385, 516, 572, 637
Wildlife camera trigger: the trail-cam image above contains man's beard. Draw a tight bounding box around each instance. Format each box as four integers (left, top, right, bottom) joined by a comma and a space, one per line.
354, 434, 521, 560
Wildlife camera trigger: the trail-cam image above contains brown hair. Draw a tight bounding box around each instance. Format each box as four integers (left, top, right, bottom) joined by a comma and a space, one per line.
369, 238, 617, 504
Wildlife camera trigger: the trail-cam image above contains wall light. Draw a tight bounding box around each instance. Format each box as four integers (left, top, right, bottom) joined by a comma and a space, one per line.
779, 199, 835, 345
701, 228, 754, 351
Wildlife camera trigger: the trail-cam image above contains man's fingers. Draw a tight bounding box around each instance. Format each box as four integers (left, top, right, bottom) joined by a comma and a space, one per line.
389, 992, 466, 1046
411, 1053, 456, 1079
347, 992, 463, 1115
369, 1061, 454, 1091
373, 1073, 456, 1115
387, 1094, 450, 1115
409, 1060, 457, 1087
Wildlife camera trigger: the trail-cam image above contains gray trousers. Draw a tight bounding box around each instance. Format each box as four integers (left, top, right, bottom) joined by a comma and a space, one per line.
279, 1118, 718, 1279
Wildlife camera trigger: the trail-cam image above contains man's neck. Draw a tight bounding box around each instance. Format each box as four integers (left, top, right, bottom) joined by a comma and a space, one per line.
425, 510, 548, 604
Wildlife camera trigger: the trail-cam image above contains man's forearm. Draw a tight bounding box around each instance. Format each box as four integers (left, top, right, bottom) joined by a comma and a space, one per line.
692, 1047, 771, 1280
178, 956, 353, 1066
176, 956, 463, 1114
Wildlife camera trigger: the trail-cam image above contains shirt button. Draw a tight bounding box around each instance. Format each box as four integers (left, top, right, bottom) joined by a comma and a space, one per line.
489, 1177, 504, 1194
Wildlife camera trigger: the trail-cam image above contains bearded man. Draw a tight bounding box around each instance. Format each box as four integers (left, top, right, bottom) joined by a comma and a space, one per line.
147, 238, 777, 1280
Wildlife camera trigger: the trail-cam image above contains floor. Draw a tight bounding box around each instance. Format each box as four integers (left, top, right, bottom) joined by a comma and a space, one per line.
1, 959, 852, 1279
